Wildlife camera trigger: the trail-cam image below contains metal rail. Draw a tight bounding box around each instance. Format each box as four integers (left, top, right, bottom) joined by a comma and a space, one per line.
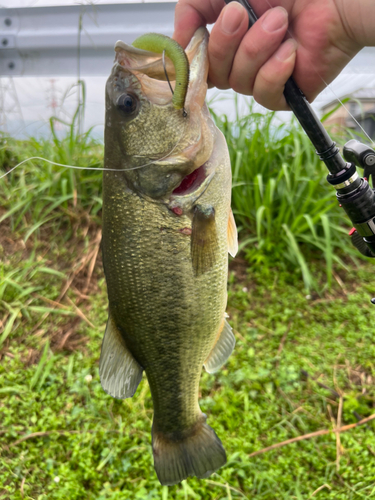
0, 2, 176, 76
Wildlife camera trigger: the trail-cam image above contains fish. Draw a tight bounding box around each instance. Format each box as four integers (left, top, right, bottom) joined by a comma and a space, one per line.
99, 27, 238, 486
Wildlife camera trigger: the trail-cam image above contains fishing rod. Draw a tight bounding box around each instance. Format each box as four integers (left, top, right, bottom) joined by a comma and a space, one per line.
225, 0, 375, 262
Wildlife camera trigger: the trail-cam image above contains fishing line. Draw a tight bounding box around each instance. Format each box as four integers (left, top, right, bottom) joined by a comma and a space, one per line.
0, 120, 188, 181
317, 75, 375, 146
260, 0, 375, 146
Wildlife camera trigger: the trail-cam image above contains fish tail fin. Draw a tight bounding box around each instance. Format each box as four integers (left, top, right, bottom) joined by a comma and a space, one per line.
152, 417, 226, 486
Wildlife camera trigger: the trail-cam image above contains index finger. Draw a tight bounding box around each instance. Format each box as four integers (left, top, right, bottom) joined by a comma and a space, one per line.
173, 0, 292, 48
173, 0, 225, 47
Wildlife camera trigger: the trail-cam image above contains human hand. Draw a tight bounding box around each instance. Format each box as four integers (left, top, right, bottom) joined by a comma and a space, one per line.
174, 0, 370, 110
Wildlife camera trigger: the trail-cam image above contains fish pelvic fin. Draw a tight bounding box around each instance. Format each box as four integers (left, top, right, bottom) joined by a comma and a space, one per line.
99, 313, 143, 399
191, 204, 218, 276
152, 416, 226, 486
228, 208, 238, 257
204, 317, 236, 374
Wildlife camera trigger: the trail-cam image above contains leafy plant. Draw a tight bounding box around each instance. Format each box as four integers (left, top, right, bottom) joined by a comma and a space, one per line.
0, 81, 103, 238
0, 94, 366, 291
1, 246, 375, 500
211, 98, 356, 291
1, 93, 375, 500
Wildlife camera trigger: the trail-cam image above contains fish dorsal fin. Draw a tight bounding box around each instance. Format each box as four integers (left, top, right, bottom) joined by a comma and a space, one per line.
99, 313, 143, 399
227, 209, 238, 257
191, 204, 219, 276
204, 317, 236, 374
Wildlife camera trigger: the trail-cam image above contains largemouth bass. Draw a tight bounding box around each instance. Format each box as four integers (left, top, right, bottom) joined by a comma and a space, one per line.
100, 28, 238, 486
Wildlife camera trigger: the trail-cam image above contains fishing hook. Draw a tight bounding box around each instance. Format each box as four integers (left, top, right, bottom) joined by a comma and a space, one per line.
162, 49, 174, 97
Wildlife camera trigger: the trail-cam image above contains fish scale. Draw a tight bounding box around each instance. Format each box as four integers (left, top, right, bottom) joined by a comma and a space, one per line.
102, 159, 229, 433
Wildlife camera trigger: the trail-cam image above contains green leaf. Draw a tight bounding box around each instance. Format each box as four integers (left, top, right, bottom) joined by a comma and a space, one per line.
29, 340, 50, 390
0, 309, 20, 346
283, 224, 314, 291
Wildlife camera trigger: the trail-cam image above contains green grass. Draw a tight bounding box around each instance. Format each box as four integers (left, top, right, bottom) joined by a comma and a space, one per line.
0, 134, 102, 235
1, 238, 375, 499
1, 103, 375, 499
0, 83, 103, 240
1, 99, 366, 291
210, 99, 364, 291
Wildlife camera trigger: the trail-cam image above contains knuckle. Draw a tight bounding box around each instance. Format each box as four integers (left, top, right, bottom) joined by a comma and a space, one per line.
228, 73, 253, 96
253, 83, 284, 111
208, 48, 231, 89
174, 1, 186, 17
252, 89, 264, 106
253, 79, 270, 104
210, 0, 224, 19
208, 41, 226, 62
257, 71, 275, 88
209, 69, 229, 91
240, 38, 259, 61
216, 82, 231, 91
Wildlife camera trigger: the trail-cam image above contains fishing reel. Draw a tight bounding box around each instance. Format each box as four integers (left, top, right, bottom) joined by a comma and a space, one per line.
330, 140, 375, 258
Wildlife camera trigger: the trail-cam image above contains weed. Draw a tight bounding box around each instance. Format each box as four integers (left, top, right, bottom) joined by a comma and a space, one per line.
1, 97, 375, 499
211, 98, 360, 291
1, 247, 375, 499
0, 82, 103, 238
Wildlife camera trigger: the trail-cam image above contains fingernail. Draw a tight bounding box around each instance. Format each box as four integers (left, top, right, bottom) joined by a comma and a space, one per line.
275, 39, 297, 61
262, 7, 287, 33
221, 2, 246, 35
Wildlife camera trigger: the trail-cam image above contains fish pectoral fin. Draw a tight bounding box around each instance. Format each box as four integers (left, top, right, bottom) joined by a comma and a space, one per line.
204, 318, 236, 374
99, 313, 143, 399
228, 208, 238, 257
191, 204, 218, 276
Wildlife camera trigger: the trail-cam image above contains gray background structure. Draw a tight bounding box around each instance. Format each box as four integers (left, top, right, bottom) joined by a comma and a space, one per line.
1, 0, 375, 140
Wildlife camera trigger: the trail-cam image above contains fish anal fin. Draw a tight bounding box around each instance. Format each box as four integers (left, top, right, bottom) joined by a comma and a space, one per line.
204, 317, 235, 374
228, 208, 238, 257
99, 313, 143, 399
191, 204, 218, 276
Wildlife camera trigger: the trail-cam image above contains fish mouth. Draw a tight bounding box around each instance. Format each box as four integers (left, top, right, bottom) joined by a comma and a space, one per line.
114, 28, 209, 110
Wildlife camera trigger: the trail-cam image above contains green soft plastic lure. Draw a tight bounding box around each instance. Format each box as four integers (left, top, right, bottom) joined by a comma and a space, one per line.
132, 33, 189, 110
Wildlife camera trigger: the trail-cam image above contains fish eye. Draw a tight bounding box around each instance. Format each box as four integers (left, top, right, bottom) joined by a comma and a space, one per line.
116, 93, 138, 115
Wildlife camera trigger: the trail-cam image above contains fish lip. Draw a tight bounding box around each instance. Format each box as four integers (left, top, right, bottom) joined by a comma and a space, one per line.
185, 28, 209, 111
114, 40, 157, 58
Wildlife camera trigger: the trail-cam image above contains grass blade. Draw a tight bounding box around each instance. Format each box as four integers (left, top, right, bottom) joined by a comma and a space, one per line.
29, 340, 50, 390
